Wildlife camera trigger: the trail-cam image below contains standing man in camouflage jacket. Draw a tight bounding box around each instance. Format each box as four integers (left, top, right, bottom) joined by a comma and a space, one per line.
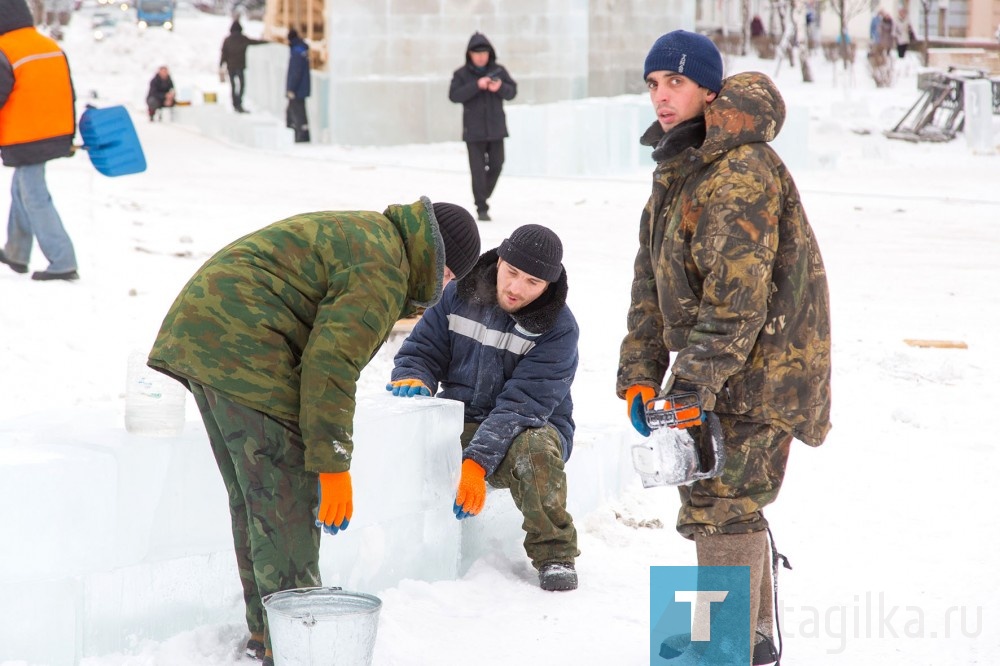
148, 198, 480, 666
617, 31, 831, 665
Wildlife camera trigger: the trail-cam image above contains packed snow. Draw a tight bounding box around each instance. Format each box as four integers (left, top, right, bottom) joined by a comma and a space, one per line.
1, 3, 999, 665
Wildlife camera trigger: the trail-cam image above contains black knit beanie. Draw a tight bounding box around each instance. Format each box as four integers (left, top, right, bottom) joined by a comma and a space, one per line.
497, 224, 563, 283
432, 202, 481, 281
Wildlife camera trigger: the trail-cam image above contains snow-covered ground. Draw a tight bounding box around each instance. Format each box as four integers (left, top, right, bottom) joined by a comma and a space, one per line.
2, 3, 999, 665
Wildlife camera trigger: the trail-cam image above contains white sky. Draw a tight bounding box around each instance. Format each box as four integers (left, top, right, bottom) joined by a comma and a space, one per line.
2, 3, 999, 665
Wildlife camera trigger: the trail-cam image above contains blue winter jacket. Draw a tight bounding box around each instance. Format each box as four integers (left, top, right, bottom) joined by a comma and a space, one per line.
391, 250, 578, 476
286, 37, 310, 99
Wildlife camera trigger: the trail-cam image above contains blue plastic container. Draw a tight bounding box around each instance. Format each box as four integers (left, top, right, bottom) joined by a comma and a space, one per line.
79, 105, 147, 177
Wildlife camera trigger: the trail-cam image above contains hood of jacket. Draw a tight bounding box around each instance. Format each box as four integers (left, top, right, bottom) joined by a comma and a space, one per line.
456, 248, 568, 335
383, 196, 446, 311
0, 0, 33, 34
465, 32, 496, 68
641, 71, 786, 164
229, 21, 243, 34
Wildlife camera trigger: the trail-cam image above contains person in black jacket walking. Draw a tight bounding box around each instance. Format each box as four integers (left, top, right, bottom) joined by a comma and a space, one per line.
220, 20, 265, 113
388, 224, 580, 592
448, 32, 517, 222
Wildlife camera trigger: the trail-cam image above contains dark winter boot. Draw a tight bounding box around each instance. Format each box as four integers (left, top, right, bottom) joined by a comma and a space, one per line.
262, 648, 274, 666
0, 249, 28, 274
31, 269, 79, 281
245, 633, 265, 660
538, 561, 577, 591
752, 634, 779, 665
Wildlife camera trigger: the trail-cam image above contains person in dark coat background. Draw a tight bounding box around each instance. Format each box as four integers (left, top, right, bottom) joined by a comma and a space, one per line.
220, 20, 266, 113
146, 65, 175, 121
285, 29, 310, 143
448, 32, 517, 222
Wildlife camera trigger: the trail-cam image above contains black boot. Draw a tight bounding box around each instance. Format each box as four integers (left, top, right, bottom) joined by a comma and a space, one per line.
244, 633, 265, 660
538, 561, 577, 591
31, 269, 79, 281
753, 634, 779, 665
0, 249, 28, 274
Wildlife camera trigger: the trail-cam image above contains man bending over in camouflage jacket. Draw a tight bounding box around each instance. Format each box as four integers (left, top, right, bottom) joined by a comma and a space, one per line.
148, 198, 480, 666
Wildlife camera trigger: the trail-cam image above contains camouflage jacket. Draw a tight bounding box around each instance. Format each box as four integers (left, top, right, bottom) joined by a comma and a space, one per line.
617, 72, 831, 446
149, 198, 448, 471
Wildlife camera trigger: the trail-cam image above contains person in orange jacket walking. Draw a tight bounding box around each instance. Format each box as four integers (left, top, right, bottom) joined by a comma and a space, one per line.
0, 0, 79, 281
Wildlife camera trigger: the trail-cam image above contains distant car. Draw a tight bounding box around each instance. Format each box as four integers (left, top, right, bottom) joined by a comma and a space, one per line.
91, 11, 117, 41
136, 0, 175, 30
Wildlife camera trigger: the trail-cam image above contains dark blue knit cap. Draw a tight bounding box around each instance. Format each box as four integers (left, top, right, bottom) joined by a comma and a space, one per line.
643, 30, 724, 93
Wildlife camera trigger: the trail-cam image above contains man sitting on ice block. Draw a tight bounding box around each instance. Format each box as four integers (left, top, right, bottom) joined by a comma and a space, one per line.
388, 224, 581, 592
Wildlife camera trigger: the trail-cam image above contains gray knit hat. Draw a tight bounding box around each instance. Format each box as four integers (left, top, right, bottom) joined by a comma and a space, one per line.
643, 30, 724, 93
432, 202, 481, 281
497, 224, 563, 283
0, 0, 34, 34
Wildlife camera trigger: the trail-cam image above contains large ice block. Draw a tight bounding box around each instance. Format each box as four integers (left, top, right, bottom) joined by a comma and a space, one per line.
317, 394, 465, 592
0, 391, 632, 665
458, 429, 636, 572
0, 394, 464, 665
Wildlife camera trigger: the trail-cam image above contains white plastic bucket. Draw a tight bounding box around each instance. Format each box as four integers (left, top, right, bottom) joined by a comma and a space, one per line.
124, 350, 186, 436
263, 587, 382, 666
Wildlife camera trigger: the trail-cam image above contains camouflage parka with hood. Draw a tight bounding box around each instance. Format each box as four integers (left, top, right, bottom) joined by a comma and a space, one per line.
149, 197, 450, 472
617, 72, 831, 446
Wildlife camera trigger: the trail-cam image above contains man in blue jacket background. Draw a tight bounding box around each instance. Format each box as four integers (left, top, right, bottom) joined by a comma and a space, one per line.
388, 224, 580, 591
285, 29, 310, 143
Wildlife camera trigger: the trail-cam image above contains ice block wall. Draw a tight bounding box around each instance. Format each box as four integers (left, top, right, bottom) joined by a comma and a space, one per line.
0, 396, 463, 664
0, 392, 634, 665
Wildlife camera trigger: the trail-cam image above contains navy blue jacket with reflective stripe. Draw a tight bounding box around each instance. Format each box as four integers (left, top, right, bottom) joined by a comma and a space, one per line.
391, 267, 578, 476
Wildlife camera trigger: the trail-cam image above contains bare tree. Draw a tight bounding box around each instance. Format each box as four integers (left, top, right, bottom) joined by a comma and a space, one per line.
772, 0, 814, 82
918, 0, 931, 65
741, 0, 752, 56
827, 0, 869, 70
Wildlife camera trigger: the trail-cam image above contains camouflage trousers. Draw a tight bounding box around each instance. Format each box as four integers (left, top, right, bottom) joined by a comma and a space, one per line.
676, 415, 792, 539
190, 383, 321, 651
461, 423, 580, 568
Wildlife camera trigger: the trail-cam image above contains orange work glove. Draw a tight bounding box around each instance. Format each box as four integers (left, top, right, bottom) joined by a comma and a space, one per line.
625, 385, 657, 437
316, 471, 353, 535
661, 380, 705, 429
453, 459, 486, 519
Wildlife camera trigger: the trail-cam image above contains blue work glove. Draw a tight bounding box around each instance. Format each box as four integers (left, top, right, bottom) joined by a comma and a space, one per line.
386, 378, 431, 397
625, 385, 656, 437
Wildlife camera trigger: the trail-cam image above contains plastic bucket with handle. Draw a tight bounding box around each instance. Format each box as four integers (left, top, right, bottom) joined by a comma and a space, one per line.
262, 587, 382, 666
